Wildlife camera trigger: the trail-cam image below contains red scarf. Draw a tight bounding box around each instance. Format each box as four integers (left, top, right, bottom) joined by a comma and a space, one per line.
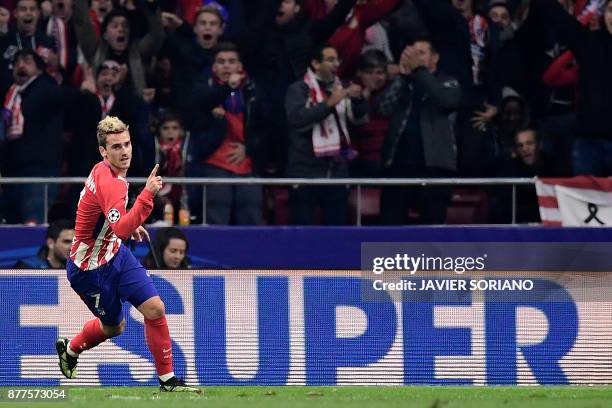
159, 139, 183, 176
2, 76, 37, 140
96, 92, 115, 119
468, 15, 488, 86
159, 138, 184, 202
47, 16, 69, 69
3, 85, 23, 140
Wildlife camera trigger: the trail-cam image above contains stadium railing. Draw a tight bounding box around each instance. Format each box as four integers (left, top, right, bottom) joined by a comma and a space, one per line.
0, 177, 536, 225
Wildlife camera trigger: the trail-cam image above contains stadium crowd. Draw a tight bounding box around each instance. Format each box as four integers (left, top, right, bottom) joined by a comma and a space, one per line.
0, 0, 610, 225
13, 218, 191, 269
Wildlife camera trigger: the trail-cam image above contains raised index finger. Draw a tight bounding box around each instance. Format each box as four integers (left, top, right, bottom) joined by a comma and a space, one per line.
150, 164, 159, 177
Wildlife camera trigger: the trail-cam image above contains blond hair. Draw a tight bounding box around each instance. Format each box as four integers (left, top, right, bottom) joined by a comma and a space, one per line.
97, 116, 129, 147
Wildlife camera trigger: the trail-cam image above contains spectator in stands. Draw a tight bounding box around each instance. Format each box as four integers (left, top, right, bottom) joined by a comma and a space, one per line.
412, 0, 502, 176
43, 0, 80, 85
412, 0, 492, 102
240, 0, 357, 173
161, 6, 224, 116
189, 42, 267, 225
384, 0, 429, 65
0, 0, 57, 95
497, 0, 572, 123
149, 110, 190, 223
0, 4, 10, 35
186, 5, 225, 52
539, 44, 578, 169
361, 18, 395, 65
120, 0, 151, 40
243, 0, 356, 85
376, 40, 461, 224
488, 0, 511, 30
327, 0, 400, 78
148, 53, 174, 111
72, 0, 164, 96
14, 219, 75, 268
490, 87, 530, 163
530, 0, 612, 176
512, 128, 563, 176
0, 49, 64, 224
302, 0, 335, 18
179, 0, 248, 38
491, 128, 566, 223
539, 1, 602, 174
285, 44, 368, 225
492, 0, 533, 105
350, 50, 390, 178
542, 50, 579, 106
179, 0, 226, 26
142, 226, 190, 269
89, 0, 113, 37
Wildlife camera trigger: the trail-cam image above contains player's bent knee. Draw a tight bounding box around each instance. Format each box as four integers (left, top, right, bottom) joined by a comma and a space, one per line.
102, 319, 125, 337
138, 297, 165, 320
148, 299, 165, 320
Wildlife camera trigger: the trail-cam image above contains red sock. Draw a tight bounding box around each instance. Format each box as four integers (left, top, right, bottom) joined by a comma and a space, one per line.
145, 316, 173, 377
69, 318, 109, 354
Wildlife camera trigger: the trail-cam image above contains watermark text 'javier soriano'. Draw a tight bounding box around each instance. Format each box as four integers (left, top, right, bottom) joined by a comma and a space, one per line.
369, 253, 533, 293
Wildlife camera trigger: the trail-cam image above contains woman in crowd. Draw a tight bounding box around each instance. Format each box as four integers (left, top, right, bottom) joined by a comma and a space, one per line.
142, 227, 191, 269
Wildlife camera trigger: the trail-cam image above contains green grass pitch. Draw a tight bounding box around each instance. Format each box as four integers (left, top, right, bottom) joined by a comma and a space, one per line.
2, 386, 612, 408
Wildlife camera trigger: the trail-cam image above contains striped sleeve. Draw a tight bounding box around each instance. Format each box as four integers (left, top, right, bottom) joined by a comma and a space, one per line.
97, 171, 155, 240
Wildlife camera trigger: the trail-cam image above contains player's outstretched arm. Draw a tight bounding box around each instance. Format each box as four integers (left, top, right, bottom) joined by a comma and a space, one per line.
101, 165, 162, 241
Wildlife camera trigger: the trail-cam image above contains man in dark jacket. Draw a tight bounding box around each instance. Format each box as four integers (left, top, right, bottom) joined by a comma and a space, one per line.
14, 219, 74, 268
0, 0, 57, 95
412, 0, 501, 176
0, 49, 64, 224
492, 128, 567, 223
530, 0, 612, 176
189, 42, 268, 225
285, 44, 368, 225
376, 39, 462, 224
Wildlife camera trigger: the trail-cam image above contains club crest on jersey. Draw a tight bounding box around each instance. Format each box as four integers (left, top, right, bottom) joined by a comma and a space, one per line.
108, 208, 121, 223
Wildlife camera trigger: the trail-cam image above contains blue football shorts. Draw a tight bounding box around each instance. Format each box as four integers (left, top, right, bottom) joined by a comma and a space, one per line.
66, 245, 159, 326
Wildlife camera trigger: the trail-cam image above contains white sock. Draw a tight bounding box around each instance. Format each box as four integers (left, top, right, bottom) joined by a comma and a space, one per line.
159, 372, 175, 382
66, 346, 79, 358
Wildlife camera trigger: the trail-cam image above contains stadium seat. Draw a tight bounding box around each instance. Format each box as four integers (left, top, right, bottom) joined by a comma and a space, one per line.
265, 187, 292, 225
348, 188, 381, 225
445, 188, 488, 224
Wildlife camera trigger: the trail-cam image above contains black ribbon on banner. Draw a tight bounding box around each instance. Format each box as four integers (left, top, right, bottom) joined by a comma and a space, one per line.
584, 203, 605, 225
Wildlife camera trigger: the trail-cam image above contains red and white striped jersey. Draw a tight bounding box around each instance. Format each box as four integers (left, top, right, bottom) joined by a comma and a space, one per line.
70, 161, 154, 270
